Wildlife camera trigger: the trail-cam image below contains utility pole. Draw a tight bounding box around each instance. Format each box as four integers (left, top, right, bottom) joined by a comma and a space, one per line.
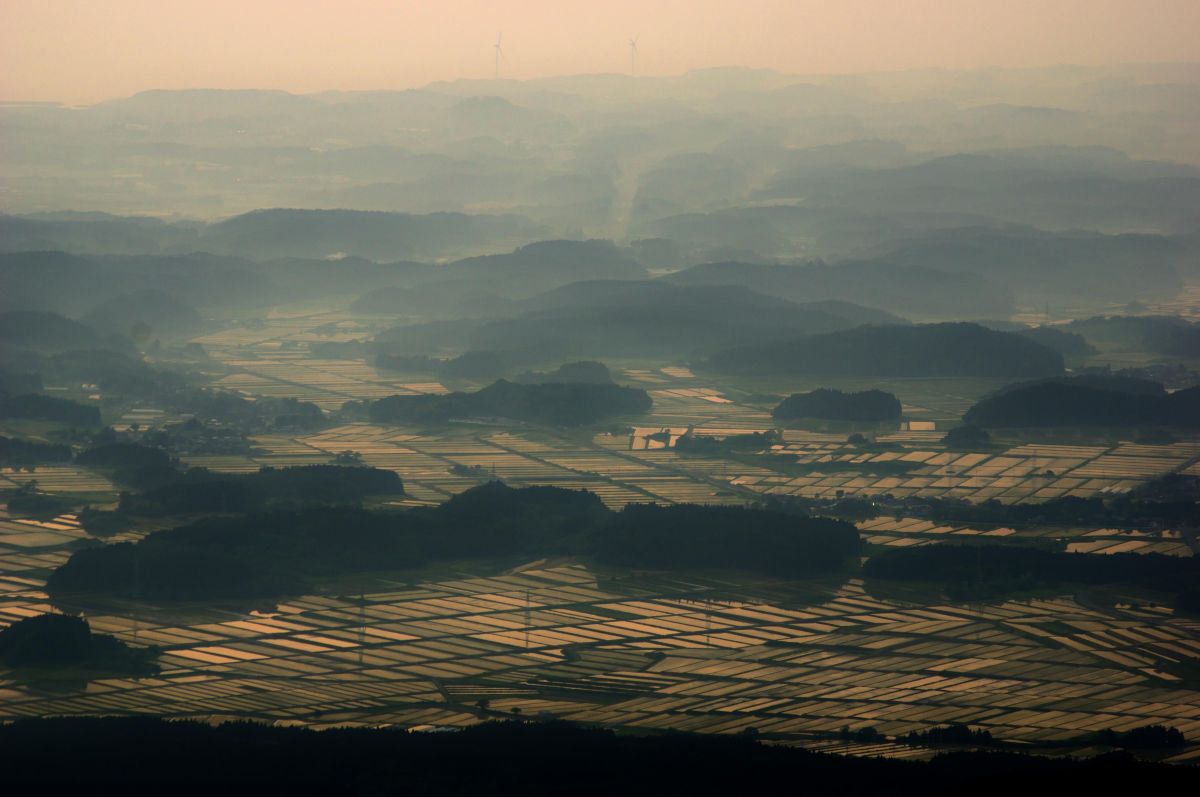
358, 592, 366, 668
524, 590, 531, 649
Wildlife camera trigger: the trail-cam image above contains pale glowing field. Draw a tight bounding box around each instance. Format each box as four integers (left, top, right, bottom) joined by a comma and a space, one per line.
0, 465, 115, 494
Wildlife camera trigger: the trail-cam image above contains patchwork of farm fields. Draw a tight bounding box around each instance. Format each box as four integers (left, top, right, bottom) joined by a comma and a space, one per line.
0, 552, 1198, 762
169, 423, 1200, 510
737, 440, 1200, 504
2, 303, 1198, 760
164, 305, 1200, 510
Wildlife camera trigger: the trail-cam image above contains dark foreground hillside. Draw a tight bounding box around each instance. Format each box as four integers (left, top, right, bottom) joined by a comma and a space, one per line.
1, 718, 1194, 796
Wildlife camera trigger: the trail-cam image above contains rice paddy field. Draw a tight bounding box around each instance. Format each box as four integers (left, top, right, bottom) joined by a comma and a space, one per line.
2, 300, 1198, 760
0, 465, 115, 495
736, 440, 1200, 505
0, 547, 1198, 762
174, 406, 1200, 512
160, 302, 1200, 511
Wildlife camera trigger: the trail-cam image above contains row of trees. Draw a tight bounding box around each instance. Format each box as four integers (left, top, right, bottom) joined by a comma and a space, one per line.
0, 393, 101, 426
864, 544, 1200, 598
915, 491, 1199, 529
0, 435, 72, 469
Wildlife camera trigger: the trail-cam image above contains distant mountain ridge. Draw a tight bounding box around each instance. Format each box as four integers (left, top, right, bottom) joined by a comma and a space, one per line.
663, 261, 1013, 318
0, 208, 547, 261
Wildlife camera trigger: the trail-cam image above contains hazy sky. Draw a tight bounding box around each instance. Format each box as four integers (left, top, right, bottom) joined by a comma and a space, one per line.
3, 0, 1199, 104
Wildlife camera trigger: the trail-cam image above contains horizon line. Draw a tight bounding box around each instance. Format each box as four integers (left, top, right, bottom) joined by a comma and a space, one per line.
3, 59, 1199, 108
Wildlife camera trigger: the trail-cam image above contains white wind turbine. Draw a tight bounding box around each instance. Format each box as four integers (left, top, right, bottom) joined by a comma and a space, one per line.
494, 33, 504, 79
629, 35, 639, 76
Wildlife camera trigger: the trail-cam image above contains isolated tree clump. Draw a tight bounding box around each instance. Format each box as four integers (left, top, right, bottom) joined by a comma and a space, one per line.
0, 613, 158, 675
942, 425, 991, 448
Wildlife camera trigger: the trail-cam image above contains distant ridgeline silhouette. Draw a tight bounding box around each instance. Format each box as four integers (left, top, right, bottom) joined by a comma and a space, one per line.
662, 260, 1015, 318
365, 281, 908, 363
1066, 315, 1200, 357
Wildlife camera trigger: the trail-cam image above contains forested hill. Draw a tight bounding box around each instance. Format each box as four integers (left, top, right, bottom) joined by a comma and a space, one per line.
965, 382, 1200, 427
367, 379, 652, 426
48, 482, 861, 601
772, 388, 902, 422
707, 323, 1064, 377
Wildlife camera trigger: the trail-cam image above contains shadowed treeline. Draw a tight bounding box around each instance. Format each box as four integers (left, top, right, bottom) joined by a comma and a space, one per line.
48, 482, 860, 602
0, 717, 1196, 796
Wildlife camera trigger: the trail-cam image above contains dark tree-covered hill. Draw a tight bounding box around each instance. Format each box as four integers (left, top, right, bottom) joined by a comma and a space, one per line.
596, 503, 859, 576
865, 543, 1200, 601
368, 379, 651, 427
0, 613, 158, 675
48, 483, 859, 601
773, 388, 902, 422
0, 393, 101, 426
964, 381, 1200, 427
663, 260, 1013, 318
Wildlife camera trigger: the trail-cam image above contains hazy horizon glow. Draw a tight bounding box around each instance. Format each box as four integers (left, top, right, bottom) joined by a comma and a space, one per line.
2, 0, 1199, 104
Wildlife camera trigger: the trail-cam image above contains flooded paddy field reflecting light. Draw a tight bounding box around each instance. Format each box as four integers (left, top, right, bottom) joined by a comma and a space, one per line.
1, 559, 1199, 763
